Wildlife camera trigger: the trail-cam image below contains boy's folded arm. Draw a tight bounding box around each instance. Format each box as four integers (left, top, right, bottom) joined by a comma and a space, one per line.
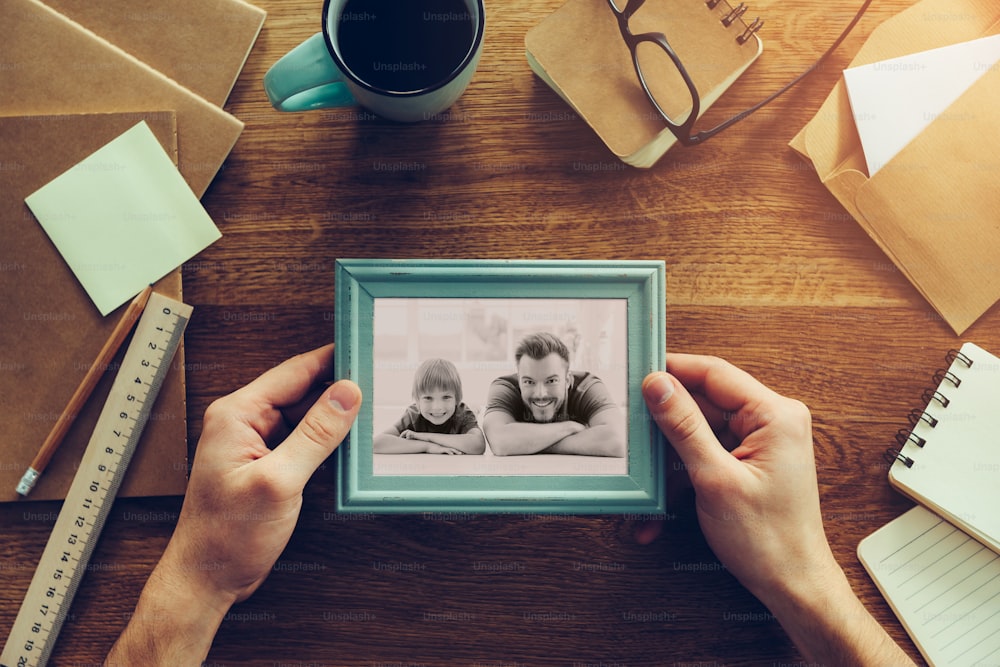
373, 432, 432, 453
419, 428, 486, 454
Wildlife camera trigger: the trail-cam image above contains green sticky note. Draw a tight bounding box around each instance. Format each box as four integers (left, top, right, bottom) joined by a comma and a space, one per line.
25, 121, 221, 315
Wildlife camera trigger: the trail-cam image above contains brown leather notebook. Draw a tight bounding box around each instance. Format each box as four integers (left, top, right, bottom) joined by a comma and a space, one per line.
0, 113, 189, 502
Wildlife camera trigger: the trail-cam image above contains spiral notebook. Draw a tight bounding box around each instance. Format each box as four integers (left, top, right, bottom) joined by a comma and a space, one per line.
858, 342, 1000, 666
525, 0, 763, 168
884, 342, 1000, 554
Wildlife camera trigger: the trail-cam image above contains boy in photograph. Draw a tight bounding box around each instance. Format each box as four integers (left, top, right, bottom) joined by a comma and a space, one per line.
373, 358, 485, 455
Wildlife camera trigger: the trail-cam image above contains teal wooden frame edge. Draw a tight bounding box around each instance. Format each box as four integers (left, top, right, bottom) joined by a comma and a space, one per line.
333, 259, 666, 515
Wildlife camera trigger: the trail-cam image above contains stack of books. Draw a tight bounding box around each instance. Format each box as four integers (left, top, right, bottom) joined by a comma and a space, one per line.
0, 0, 265, 501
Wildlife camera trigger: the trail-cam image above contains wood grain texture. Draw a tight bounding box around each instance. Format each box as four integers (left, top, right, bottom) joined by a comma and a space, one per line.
3, 0, 997, 665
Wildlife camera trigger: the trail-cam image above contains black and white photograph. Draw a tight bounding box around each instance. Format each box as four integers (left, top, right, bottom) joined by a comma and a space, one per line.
371, 297, 629, 476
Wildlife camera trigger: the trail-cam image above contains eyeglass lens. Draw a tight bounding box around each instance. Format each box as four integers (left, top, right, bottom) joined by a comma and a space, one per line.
634, 40, 695, 126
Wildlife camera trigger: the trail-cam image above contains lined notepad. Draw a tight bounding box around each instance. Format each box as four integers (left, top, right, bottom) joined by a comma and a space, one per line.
859, 505, 1000, 666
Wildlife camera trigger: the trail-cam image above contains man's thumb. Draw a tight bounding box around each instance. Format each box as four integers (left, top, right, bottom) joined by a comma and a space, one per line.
642, 372, 727, 476
271, 380, 362, 486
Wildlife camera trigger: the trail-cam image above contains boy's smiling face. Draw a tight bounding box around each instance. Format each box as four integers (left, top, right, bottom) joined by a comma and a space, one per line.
417, 387, 457, 425
516, 352, 570, 423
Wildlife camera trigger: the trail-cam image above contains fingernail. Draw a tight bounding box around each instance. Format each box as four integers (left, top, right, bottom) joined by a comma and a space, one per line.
327, 380, 360, 412
642, 372, 674, 404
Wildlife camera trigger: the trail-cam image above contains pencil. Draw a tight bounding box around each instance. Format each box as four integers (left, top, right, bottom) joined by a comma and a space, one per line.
16, 285, 154, 497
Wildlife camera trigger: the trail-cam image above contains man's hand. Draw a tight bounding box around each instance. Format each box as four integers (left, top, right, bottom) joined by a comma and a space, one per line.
640, 354, 914, 666
106, 344, 361, 666
641, 354, 827, 600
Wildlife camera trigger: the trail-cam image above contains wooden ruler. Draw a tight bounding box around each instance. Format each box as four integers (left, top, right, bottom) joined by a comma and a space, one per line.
1, 292, 192, 667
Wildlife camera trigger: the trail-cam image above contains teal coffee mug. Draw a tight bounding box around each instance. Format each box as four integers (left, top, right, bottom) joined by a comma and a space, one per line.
264, 0, 485, 122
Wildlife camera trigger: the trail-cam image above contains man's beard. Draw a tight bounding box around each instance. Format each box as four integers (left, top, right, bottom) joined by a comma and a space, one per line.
526, 395, 561, 422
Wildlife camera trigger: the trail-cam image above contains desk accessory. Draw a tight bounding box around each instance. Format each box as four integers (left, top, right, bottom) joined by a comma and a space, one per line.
15, 286, 152, 497
859, 341, 1000, 665
0, 292, 192, 667
0, 113, 188, 503
25, 120, 223, 316
790, 0, 1000, 335
858, 505, 1000, 666
264, 0, 485, 121
334, 259, 666, 514
884, 342, 1000, 554
525, 0, 763, 167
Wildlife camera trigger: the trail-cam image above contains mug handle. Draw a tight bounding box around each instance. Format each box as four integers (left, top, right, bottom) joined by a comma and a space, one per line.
263, 33, 355, 112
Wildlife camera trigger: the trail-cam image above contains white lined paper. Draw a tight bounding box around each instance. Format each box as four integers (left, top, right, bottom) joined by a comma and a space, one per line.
859, 505, 1000, 666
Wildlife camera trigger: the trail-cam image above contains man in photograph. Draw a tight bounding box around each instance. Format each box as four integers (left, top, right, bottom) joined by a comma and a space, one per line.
482, 332, 626, 457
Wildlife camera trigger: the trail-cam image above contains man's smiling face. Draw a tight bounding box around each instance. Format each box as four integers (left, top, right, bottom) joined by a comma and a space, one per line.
516, 352, 570, 423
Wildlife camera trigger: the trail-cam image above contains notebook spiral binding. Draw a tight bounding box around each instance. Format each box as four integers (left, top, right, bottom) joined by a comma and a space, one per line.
705, 0, 764, 45
884, 348, 975, 469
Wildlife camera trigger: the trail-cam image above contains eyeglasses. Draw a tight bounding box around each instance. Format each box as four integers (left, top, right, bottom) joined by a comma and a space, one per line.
607, 0, 874, 146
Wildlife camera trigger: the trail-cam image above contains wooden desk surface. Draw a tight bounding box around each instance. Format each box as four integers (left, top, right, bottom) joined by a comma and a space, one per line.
4, 0, 997, 664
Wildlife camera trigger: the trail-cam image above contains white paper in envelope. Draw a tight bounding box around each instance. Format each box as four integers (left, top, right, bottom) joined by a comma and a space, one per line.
843, 33, 1000, 176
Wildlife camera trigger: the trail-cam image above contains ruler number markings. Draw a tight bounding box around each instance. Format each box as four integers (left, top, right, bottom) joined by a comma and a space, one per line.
1, 295, 192, 667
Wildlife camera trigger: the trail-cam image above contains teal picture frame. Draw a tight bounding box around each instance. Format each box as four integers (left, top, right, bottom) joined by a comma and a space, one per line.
334, 259, 666, 514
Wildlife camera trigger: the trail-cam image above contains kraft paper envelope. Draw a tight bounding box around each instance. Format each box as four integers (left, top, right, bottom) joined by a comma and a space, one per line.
790, 0, 1000, 335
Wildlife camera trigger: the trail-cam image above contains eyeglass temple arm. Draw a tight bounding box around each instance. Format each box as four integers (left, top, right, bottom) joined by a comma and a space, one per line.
687, 0, 875, 145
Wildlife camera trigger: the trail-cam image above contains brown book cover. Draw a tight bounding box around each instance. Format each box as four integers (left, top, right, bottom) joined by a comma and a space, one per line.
0, 0, 243, 197
42, 0, 266, 107
0, 113, 189, 502
525, 0, 763, 167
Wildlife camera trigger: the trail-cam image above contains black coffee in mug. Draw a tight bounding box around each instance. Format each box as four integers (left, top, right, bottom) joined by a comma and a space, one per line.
337, 0, 476, 93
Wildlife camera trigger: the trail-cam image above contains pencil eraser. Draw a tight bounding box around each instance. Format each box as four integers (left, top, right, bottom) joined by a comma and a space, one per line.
16, 467, 40, 496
